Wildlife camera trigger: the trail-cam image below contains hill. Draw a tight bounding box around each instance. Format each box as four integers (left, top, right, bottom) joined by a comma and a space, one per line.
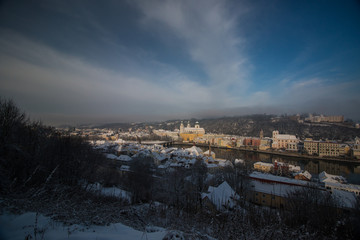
99, 115, 360, 141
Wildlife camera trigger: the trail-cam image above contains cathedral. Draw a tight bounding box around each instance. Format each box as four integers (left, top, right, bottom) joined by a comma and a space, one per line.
179, 121, 205, 142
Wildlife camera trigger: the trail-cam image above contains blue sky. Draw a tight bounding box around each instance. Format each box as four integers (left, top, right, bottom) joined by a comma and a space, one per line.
0, 0, 359, 125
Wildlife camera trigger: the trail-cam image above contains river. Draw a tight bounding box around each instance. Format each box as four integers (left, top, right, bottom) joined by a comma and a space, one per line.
174, 144, 360, 184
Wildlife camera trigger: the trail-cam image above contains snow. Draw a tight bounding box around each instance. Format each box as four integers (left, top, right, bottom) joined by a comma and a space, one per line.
332, 189, 357, 209
250, 171, 310, 187
254, 162, 273, 167
0, 212, 166, 240
235, 159, 245, 165
105, 154, 133, 162
119, 165, 131, 172
118, 155, 132, 162
302, 171, 312, 180
288, 164, 301, 172
250, 180, 304, 197
185, 146, 203, 156
202, 181, 238, 211
218, 160, 233, 167
106, 154, 118, 160
319, 171, 347, 184
86, 183, 131, 202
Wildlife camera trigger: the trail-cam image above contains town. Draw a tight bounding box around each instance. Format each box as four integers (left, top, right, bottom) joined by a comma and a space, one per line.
57, 114, 360, 213
62, 113, 360, 160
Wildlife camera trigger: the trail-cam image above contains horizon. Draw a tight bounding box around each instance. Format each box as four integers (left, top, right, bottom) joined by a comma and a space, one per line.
57, 112, 355, 129
1, 0, 360, 125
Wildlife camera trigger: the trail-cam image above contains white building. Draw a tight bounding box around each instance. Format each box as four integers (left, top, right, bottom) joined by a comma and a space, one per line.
271, 130, 299, 151
179, 121, 205, 134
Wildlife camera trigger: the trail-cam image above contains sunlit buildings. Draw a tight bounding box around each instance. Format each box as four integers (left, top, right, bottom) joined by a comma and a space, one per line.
304, 139, 349, 157
271, 130, 299, 151
179, 121, 205, 142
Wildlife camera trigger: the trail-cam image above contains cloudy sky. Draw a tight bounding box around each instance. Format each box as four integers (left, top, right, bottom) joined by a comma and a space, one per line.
0, 0, 359, 125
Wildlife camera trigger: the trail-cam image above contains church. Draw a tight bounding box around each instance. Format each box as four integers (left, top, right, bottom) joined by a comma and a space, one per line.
179, 121, 205, 142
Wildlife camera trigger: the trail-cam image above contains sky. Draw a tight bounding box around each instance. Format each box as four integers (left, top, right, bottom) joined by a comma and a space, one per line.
0, 0, 359, 125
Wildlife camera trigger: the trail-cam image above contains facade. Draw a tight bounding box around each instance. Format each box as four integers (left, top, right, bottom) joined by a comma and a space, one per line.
259, 138, 272, 150
179, 121, 205, 142
305, 114, 344, 123
271, 130, 299, 151
304, 139, 348, 157
318, 142, 341, 157
254, 162, 273, 172
304, 139, 319, 155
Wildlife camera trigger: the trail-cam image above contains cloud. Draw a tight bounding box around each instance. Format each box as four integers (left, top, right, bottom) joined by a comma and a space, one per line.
0, 31, 216, 124
133, 0, 250, 106
291, 78, 323, 89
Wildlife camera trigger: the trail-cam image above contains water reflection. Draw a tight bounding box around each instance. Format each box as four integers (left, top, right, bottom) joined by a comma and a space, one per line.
191, 146, 360, 184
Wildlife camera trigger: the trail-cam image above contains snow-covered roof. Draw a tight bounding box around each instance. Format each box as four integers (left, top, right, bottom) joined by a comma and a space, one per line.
250, 171, 310, 186
324, 181, 360, 191
202, 181, 238, 211
254, 162, 273, 167
288, 165, 301, 172
250, 179, 304, 197
276, 134, 297, 140
106, 153, 118, 160
218, 160, 233, 167
294, 170, 312, 180
319, 171, 347, 184
186, 146, 203, 156
118, 155, 132, 161
119, 165, 131, 171
235, 159, 245, 165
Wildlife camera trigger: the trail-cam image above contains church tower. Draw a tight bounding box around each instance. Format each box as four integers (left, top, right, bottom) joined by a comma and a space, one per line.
180, 121, 184, 133
260, 129, 264, 139
195, 121, 200, 128
187, 121, 191, 128
272, 130, 279, 139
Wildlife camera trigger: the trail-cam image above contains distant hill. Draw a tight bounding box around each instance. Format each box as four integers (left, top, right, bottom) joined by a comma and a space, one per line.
95, 115, 360, 141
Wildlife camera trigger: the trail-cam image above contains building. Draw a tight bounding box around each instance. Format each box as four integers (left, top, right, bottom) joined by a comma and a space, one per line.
202, 181, 239, 212
254, 162, 273, 172
249, 171, 357, 209
271, 130, 299, 151
305, 114, 344, 123
304, 139, 347, 157
259, 138, 272, 150
319, 142, 341, 157
248, 172, 309, 209
294, 171, 312, 181
179, 121, 205, 142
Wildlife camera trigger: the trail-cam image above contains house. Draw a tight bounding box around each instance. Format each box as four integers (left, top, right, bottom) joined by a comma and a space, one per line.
294, 171, 312, 181
319, 171, 347, 184
253, 162, 273, 172
201, 181, 239, 211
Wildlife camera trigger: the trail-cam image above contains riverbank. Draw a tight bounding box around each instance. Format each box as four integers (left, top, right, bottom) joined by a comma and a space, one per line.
174, 142, 360, 164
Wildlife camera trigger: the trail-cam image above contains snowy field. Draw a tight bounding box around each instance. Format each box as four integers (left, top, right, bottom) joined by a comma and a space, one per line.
0, 212, 168, 240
